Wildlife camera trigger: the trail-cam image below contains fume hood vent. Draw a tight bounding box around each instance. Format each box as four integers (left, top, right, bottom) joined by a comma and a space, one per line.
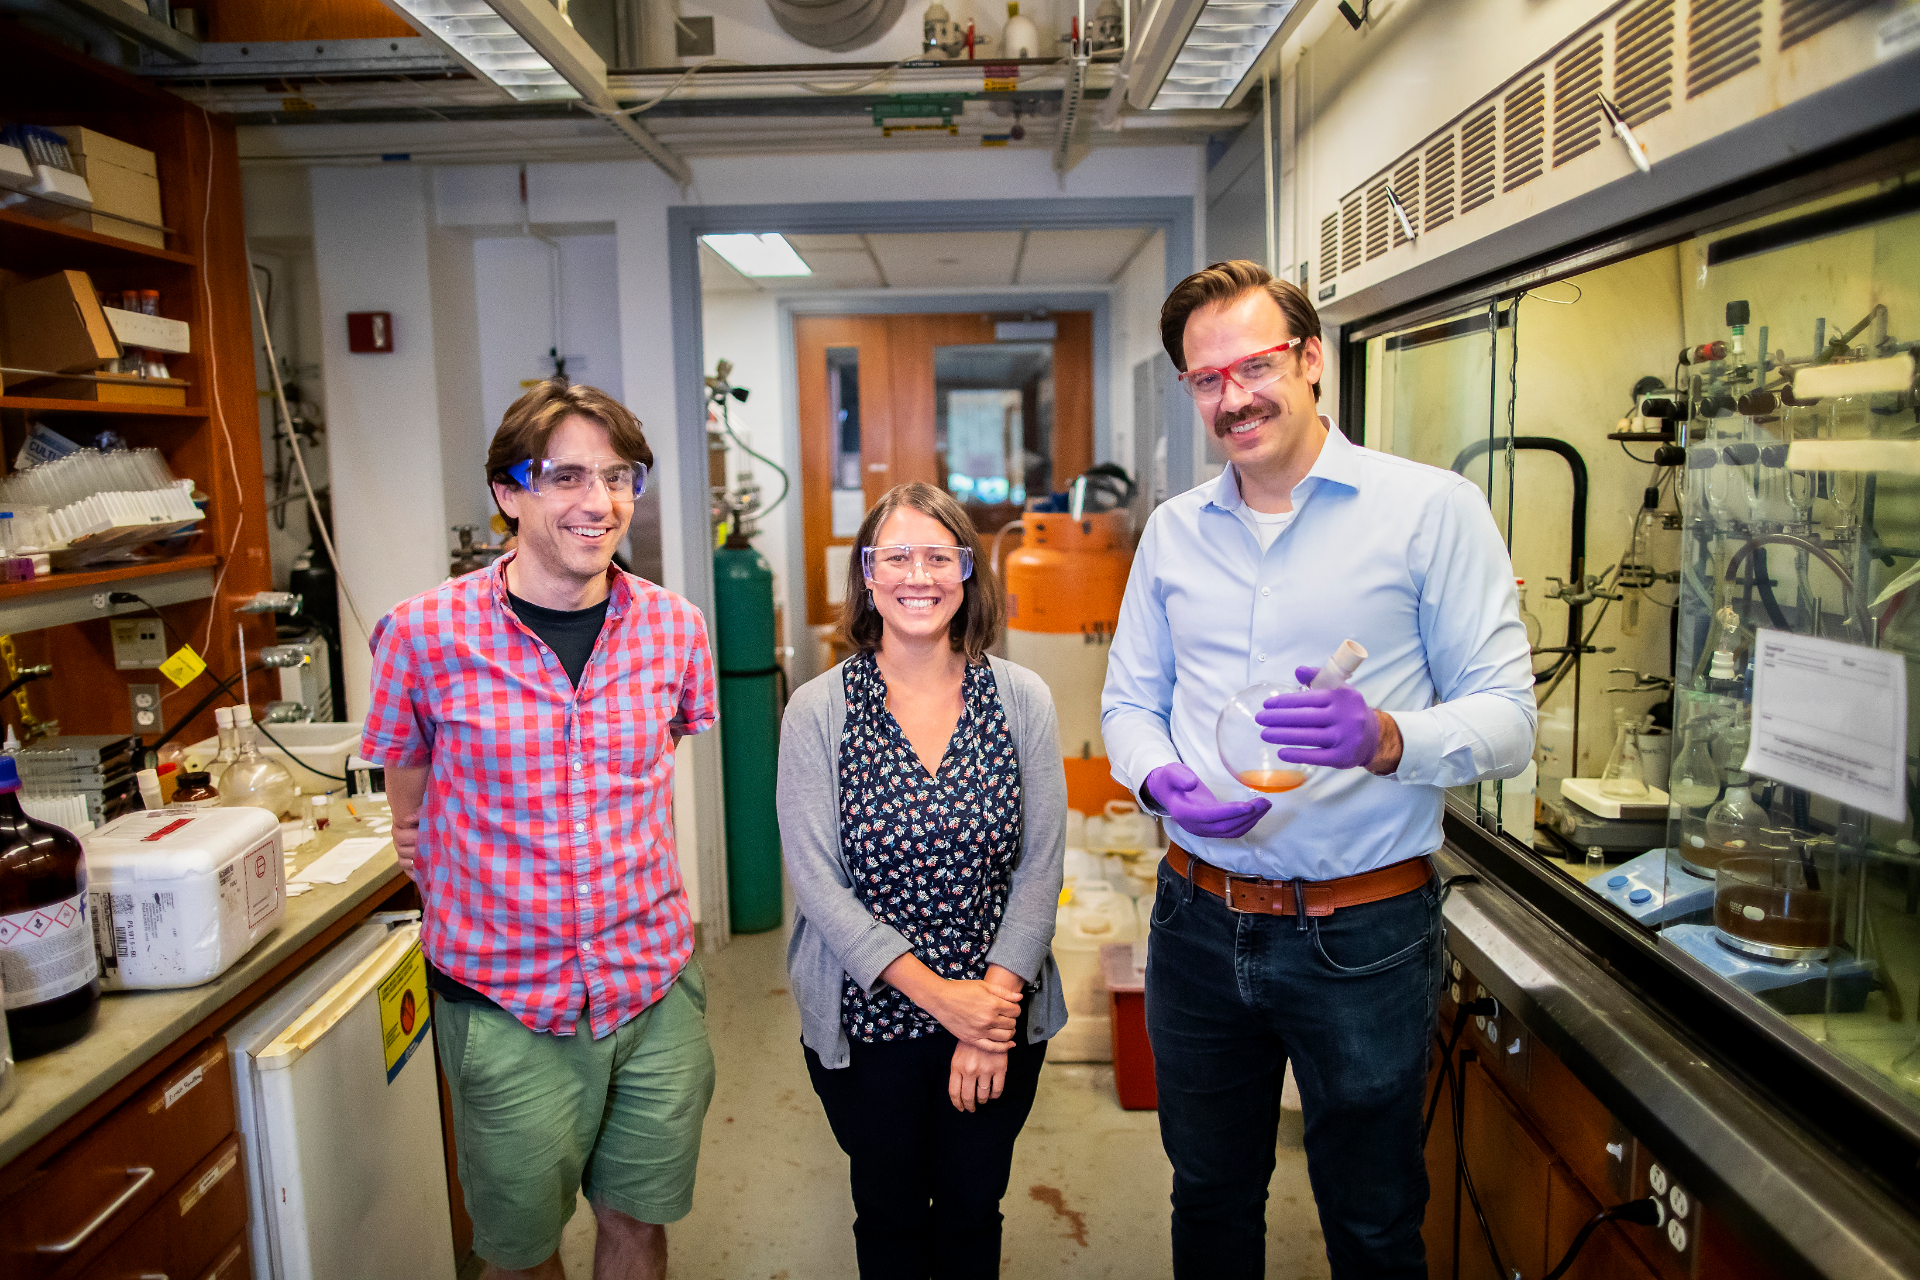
1780, 0, 1877, 48
1502, 74, 1547, 191
1423, 137, 1456, 230
1615, 0, 1677, 126
1391, 157, 1422, 246
1686, 0, 1762, 98
1309, 0, 1886, 314
1365, 182, 1392, 261
1460, 106, 1499, 214
1553, 36, 1605, 167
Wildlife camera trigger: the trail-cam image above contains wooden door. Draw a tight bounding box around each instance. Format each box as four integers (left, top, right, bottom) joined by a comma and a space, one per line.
793, 311, 1094, 629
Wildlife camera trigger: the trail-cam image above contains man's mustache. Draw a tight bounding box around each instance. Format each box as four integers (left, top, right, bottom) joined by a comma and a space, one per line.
1213, 399, 1275, 436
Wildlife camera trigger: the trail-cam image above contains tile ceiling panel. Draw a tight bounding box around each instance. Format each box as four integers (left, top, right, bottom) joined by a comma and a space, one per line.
1015, 228, 1152, 284
864, 231, 1024, 289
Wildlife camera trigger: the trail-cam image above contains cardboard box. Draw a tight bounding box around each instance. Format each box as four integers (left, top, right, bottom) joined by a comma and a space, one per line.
102, 306, 190, 354
51, 126, 163, 249
2, 269, 119, 388
16, 373, 187, 406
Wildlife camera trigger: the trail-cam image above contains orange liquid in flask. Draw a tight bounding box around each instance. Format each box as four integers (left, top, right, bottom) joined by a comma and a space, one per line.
1237, 769, 1308, 793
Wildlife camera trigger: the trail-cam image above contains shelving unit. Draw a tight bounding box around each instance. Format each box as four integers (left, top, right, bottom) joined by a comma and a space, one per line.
0, 18, 272, 742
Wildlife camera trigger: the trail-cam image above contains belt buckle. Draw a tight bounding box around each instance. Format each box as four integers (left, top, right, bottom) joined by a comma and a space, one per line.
1220, 872, 1253, 914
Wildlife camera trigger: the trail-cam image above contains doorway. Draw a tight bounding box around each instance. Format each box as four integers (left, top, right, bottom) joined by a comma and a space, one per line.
794, 311, 1094, 629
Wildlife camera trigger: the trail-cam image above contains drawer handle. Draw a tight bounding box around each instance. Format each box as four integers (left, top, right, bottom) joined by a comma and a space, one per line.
36, 1166, 157, 1253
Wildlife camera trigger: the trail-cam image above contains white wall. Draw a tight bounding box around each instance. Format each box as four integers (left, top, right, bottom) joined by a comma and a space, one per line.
310, 166, 457, 720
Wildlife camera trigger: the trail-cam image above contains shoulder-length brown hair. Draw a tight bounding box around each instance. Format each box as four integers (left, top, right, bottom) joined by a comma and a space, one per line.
839, 483, 1004, 662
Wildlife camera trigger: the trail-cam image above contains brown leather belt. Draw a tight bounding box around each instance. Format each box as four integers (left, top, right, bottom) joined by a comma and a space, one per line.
1165, 843, 1434, 917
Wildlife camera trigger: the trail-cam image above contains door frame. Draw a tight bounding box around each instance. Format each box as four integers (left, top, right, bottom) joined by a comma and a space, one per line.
664, 197, 1196, 941
784, 292, 1110, 674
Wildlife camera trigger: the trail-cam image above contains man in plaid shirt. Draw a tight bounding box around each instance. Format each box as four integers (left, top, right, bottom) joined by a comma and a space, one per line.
362, 381, 718, 1280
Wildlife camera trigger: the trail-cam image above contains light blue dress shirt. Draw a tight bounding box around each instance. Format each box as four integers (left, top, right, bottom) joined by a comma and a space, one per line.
1100, 419, 1536, 880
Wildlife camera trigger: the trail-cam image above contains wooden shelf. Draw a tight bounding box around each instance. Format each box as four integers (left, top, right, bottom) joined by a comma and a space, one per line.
0, 396, 205, 418
0, 555, 218, 633
0, 207, 195, 274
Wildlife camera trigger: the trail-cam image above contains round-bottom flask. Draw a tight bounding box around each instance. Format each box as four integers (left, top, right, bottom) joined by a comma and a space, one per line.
1217, 682, 1311, 794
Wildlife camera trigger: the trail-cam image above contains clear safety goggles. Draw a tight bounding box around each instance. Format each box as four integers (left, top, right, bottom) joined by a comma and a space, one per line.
861, 543, 974, 585
1178, 337, 1306, 402
507, 454, 647, 499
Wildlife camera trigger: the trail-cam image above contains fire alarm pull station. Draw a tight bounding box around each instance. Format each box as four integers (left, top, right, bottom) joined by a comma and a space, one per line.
347, 311, 394, 353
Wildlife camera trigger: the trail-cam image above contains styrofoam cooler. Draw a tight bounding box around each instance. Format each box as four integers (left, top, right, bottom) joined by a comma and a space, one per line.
83, 806, 284, 989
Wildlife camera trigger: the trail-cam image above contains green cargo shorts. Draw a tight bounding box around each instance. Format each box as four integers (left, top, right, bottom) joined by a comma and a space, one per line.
433, 961, 715, 1271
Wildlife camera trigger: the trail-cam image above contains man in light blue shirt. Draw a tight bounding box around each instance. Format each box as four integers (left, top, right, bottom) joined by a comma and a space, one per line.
1101, 261, 1533, 1278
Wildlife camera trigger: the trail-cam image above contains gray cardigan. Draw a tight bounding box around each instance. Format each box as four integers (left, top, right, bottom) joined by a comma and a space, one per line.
778, 655, 1068, 1069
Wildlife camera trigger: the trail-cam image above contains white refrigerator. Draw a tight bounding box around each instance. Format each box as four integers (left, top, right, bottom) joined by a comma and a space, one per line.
227, 913, 457, 1280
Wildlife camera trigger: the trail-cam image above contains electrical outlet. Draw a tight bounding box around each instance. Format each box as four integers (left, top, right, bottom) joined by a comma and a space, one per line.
110, 616, 167, 669
129, 683, 162, 735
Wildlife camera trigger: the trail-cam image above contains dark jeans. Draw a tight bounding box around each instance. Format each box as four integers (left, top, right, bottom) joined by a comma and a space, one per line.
805, 1016, 1048, 1280
1146, 856, 1442, 1279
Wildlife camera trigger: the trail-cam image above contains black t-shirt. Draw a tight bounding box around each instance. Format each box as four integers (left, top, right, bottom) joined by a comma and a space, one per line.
426, 589, 610, 1010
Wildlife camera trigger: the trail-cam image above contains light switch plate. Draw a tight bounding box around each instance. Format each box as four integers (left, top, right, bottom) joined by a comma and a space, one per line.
110, 615, 167, 668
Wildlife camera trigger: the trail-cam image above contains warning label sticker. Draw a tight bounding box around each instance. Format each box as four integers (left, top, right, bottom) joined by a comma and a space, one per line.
377, 940, 431, 1084
0, 892, 98, 1007
242, 835, 280, 929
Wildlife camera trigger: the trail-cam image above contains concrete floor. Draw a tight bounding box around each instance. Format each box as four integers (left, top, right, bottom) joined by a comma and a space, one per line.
550, 924, 1332, 1279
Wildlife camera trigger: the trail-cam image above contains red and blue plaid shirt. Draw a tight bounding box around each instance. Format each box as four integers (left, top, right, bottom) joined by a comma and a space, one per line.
361, 554, 718, 1037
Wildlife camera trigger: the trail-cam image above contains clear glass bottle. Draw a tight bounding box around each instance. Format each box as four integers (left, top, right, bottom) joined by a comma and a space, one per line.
219, 707, 296, 820
0, 754, 100, 1058
207, 705, 237, 787
1515, 578, 1543, 651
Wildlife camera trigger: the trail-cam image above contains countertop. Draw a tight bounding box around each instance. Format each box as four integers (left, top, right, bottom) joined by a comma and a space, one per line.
0, 817, 406, 1170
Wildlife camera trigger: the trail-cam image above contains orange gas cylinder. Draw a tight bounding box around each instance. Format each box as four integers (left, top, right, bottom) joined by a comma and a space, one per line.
1003, 509, 1135, 812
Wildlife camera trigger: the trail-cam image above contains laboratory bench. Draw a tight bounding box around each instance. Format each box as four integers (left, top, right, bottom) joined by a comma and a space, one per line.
0, 823, 416, 1278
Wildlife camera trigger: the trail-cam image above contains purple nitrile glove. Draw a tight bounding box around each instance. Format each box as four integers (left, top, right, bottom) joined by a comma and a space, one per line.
1254, 665, 1382, 770
1143, 762, 1271, 839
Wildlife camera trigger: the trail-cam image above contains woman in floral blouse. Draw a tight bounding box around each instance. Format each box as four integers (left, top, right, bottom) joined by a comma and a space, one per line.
779, 482, 1068, 1279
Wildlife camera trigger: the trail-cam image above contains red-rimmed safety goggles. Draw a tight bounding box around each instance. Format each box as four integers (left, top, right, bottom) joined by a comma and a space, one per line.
1178, 337, 1306, 402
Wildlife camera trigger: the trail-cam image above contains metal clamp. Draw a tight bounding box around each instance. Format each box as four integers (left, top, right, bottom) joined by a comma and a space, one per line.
37, 1166, 156, 1253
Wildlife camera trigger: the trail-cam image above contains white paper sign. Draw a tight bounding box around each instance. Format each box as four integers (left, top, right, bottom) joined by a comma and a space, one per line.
831, 488, 867, 537
1743, 629, 1909, 821
288, 837, 389, 887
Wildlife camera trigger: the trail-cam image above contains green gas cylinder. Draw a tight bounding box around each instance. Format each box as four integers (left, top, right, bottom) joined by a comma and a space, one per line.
714, 537, 784, 934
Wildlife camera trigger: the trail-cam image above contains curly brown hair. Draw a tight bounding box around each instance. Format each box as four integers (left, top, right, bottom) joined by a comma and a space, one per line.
838, 483, 1005, 662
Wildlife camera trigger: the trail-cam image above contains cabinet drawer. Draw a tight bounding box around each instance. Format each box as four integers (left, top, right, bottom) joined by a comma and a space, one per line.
0, 1042, 235, 1279
77, 1135, 247, 1280
190, 1232, 248, 1280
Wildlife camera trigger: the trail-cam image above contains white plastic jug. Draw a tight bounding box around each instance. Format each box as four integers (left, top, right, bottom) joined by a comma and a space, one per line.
1097, 800, 1155, 853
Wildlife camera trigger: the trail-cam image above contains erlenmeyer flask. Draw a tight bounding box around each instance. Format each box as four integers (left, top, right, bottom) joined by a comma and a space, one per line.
1668, 723, 1722, 808
1599, 714, 1649, 799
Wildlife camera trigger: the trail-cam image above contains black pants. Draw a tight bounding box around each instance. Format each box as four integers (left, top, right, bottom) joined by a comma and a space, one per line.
805, 1019, 1047, 1280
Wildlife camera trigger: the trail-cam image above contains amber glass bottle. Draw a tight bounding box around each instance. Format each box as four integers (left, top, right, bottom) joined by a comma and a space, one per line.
0, 754, 100, 1058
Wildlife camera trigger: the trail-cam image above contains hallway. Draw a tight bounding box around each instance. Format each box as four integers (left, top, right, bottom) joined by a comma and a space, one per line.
554, 925, 1332, 1279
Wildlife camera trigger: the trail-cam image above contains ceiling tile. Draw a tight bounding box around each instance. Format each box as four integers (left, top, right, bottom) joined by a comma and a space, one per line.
1015, 228, 1155, 285
864, 231, 1023, 289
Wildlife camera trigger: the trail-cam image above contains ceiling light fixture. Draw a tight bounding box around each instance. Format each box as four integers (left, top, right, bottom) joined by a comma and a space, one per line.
377, 0, 691, 183
702, 234, 814, 278
1126, 0, 1309, 112
380, 0, 579, 100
